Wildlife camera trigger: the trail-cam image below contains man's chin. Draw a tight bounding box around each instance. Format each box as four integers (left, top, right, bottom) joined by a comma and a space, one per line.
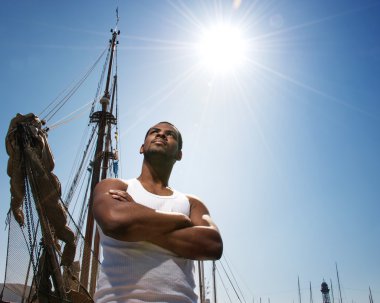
145, 149, 175, 161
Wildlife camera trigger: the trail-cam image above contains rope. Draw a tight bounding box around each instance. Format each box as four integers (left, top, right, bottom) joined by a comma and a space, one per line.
74, 166, 93, 245
216, 265, 233, 303
0, 209, 12, 299
219, 260, 244, 303
41, 47, 107, 122
24, 178, 38, 277
62, 124, 94, 199
89, 46, 111, 118
64, 125, 97, 206
223, 255, 248, 303
47, 101, 92, 131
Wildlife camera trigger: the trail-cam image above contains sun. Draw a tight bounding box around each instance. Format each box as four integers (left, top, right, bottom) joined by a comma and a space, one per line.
197, 23, 248, 74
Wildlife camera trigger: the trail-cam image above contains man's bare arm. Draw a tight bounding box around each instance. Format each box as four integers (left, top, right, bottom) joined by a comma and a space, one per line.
93, 179, 192, 242
149, 195, 223, 260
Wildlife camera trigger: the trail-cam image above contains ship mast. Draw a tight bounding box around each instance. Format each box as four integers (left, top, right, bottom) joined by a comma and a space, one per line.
80, 26, 120, 296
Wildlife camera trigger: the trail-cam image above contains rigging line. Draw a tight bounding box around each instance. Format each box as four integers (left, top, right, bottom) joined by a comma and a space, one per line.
43, 47, 107, 122
74, 167, 93, 245
0, 211, 12, 299
216, 265, 234, 303
44, 62, 100, 123
69, 135, 96, 218
24, 178, 38, 277
68, 164, 89, 225
223, 254, 249, 302
64, 125, 97, 206
48, 101, 92, 130
90, 44, 112, 117
223, 252, 255, 299
41, 47, 106, 121
62, 123, 95, 199
38, 85, 71, 118
219, 260, 244, 303
58, 152, 99, 242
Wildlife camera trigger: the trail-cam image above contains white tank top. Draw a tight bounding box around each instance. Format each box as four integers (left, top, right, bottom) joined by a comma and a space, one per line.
95, 178, 198, 303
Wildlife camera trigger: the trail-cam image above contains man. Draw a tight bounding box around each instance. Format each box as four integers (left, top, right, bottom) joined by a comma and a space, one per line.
93, 122, 223, 303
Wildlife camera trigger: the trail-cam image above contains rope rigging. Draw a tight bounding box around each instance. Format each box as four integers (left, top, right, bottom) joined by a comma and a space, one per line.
47, 101, 92, 131
223, 255, 248, 303
216, 265, 234, 303
220, 260, 244, 303
64, 125, 97, 207
40, 47, 107, 123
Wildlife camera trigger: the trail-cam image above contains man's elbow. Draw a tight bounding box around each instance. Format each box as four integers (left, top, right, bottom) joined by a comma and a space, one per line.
202, 233, 223, 260
96, 210, 133, 240
211, 237, 223, 260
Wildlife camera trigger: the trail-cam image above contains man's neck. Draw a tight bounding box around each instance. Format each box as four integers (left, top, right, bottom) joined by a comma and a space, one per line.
138, 158, 174, 190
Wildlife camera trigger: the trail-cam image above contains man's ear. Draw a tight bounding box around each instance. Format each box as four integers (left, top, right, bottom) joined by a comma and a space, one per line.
139, 144, 144, 154
176, 150, 182, 161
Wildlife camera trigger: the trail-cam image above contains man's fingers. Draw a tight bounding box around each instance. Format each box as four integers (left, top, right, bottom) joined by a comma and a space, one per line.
109, 189, 134, 202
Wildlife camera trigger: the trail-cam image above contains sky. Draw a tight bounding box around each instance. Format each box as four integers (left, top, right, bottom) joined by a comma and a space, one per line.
0, 1, 380, 302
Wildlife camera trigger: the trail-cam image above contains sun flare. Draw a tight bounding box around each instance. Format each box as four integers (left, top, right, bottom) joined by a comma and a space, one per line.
197, 23, 247, 74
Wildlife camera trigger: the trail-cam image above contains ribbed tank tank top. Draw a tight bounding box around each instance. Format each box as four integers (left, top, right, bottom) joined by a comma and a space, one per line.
95, 178, 198, 303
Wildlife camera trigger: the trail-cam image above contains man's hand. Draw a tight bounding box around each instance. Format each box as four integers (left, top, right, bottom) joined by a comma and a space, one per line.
109, 189, 134, 202
149, 195, 223, 260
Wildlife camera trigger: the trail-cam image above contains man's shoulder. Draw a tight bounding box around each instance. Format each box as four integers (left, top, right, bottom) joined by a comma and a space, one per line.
96, 178, 129, 191
184, 194, 205, 207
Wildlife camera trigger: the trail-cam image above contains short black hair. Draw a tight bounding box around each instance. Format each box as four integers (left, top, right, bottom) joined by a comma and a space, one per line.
145, 122, 183, 150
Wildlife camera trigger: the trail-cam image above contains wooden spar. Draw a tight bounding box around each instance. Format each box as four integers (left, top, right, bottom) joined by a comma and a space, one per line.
212, 261, 217, 303
80, 28, 119, 295
198, 261, 205, 303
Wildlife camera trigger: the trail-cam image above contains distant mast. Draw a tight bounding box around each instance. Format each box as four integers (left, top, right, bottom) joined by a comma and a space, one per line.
330, 279, 335, 303
335, 263, 343, 303
369, 286, 374, 303
298, 276, 302, 303
309, 282, 314, 303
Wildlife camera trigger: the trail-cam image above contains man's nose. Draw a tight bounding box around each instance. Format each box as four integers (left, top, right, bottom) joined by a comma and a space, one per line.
156, 131, 166, 138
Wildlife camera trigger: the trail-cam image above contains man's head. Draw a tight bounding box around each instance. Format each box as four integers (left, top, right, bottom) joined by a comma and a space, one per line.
140, 122, 183, 162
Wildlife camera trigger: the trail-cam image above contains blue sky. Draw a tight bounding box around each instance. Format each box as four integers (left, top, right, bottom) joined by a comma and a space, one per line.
0, 1, 379, 302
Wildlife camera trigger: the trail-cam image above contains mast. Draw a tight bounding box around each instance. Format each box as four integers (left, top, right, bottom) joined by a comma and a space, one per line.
309, 282, 313, 303
330, 279, 335, 303
369, 286, 373, 303
80, 27, 120, 295
298, 276, 302, 303
335, 263, 343, 303
198, 261, 206, 303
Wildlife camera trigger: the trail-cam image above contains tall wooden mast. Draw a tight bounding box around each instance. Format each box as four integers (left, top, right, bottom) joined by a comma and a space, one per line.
80, 27, 120, 296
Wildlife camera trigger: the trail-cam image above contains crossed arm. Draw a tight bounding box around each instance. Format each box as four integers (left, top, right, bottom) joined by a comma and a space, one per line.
92, 178, 223, 260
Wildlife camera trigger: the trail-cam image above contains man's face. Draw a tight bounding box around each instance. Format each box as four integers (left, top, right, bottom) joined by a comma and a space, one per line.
140, 123, 182, 161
